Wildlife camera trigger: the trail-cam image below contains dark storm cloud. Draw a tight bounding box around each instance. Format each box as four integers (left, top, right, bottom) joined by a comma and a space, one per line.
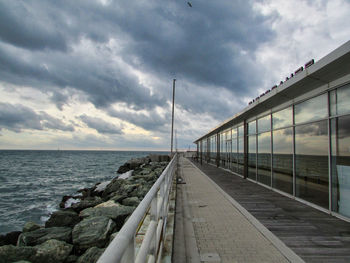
79, 114, 123, 135
0, 102, 74, 132
108, 107, 169, 132
0, 0, 273, 130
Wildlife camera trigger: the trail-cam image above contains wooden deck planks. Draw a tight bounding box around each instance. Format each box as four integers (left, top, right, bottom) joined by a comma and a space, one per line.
190, 159, 350, 263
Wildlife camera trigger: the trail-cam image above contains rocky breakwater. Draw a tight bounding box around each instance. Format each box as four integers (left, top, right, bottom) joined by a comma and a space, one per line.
0, 154, 170, 263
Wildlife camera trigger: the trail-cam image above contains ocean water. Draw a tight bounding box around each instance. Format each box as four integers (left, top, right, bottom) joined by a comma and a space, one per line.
0, 150, 167, 234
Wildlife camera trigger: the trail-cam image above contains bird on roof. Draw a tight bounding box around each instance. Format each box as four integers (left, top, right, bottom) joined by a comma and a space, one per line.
187, 2, 192, 7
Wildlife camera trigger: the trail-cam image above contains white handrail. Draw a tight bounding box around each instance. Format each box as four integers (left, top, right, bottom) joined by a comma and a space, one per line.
98, 154, 177, 263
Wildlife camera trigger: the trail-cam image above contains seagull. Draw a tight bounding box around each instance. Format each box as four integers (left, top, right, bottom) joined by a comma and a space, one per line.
187, 2, 192, 7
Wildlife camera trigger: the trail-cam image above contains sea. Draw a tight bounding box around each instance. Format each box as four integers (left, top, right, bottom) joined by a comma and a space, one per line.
0, 150, 167, 235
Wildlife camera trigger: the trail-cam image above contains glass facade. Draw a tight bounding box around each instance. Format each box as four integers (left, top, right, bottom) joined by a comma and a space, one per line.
295, 120, 329, 208
197, 81, 350, 219
330, 84, 350, 217
272, 128, 293, 194
257, 132, 271, 186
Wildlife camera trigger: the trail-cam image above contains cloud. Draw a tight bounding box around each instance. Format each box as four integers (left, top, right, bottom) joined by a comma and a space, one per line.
79, 114, 123, 135
0, 0, 349, 150
0, 102, 74, 132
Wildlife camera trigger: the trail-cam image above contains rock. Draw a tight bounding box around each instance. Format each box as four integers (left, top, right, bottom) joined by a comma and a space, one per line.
45, 210, 80, 228
117, 157, 150, 174
34, 239, 72, 263
0, 240, 72, 263
59, 195, 80, 209
17, 227, 72, 246
13, 261, 32, 263
72, 216, 116, 251
65, 255, 79, 263
116, 164, 131, 174
0, 230, 22, 246
122, 197, 140, 207
109, 194, 128, 203
116, 183, 140, 196
71, 196, 103, 212
101, 178, 126, 198
0, 245, 36, 263
76, 247, 105, 263
79, 205, 135, 229
23, 222, 41, 233
94, 200, 119, 208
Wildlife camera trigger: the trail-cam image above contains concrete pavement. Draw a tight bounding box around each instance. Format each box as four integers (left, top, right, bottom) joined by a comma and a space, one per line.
173, 156, 301, 263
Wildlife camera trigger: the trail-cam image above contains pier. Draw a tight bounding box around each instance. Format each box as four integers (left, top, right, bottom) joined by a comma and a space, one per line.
173, 155, 350, 262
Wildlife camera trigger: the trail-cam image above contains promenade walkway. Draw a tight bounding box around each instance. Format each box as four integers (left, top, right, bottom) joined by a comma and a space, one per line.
173, 156, 300, 263
182, 158, 350, 263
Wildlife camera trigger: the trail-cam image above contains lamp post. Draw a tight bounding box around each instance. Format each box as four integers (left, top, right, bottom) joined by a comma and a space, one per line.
171, 79, 176, 155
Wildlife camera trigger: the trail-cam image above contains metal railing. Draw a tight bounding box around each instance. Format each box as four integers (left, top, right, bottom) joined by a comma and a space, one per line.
98, 153, 178, 263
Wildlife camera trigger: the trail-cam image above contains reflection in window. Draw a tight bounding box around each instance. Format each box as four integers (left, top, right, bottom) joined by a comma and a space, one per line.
231, 137, 237, 173
257, 132, 271, 186
238, 136, 244, 174
331, 115, 350, 217
232, 128, 237, 139
330, 84, 350, 116
248, 135, 256, 180
273, 128, 293, 194
210, 135, 217, 164
238, 125, 244, 137
220, 133, 225, 166
295, 120, 329, 208
248, 121, 256, 135
258, 115, 271, 133
272, 107, 293, 129
294, 93, 328, 124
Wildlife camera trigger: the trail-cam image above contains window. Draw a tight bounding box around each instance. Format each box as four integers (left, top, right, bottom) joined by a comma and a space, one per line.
295, 120, 329, 208
273, 107, 293, 129
272, 128, 293, 194
331, 115, 350, 217
257, 132, 271, 186
294, 94, 328, 124
248, 135, 256, 180
258, 115, 271, 133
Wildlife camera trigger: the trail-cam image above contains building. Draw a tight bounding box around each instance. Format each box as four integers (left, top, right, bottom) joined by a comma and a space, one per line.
194, 40, 350, 221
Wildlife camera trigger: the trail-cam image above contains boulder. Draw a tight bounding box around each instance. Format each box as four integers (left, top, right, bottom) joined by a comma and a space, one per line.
72, 216, 116, 251
23, 222, 41, 233
0, 239, 72, 263
116, 164, 131, 174
79, 205, 135, 229
77, 246, 105, 263
117, 157, 150, 174
101, 178, 126, 198
0, 230, 22, 246
34, 239, 72, 263
122, 197, 140, 207
109, 194, 128, 203
0, 245, 36, 263
94, 200, 119, 208
71, 196, 103, 213
0, 245, 37, 263
17, 227, 72, 246
45, 210, 80, 228
65, 255, 79, 263
59, 195, 81, 208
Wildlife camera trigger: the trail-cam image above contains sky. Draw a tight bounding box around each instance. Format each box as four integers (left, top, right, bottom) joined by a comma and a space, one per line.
0, 0, 349, 151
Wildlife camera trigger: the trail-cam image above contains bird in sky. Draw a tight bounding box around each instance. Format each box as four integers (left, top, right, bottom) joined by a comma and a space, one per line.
187, 2, 192, 7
